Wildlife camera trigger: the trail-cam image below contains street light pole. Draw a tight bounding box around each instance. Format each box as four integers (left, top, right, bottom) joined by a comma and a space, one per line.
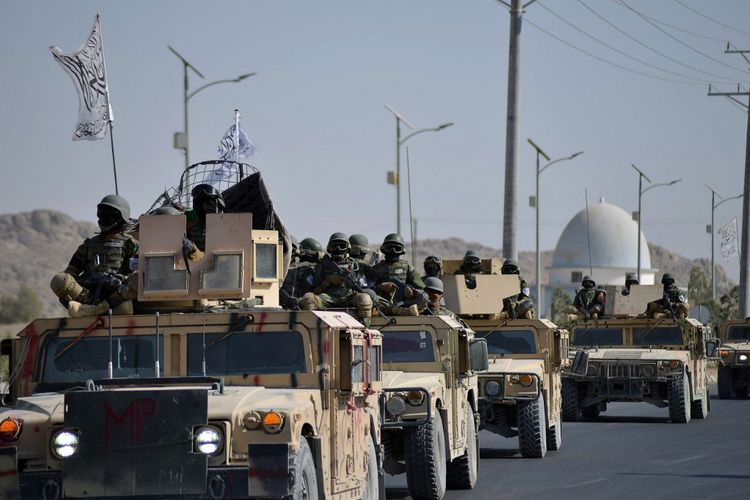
384, 104, 453, 235
706, 185, 742, 300
169, 45, 255, 170
528, 139, 582, 317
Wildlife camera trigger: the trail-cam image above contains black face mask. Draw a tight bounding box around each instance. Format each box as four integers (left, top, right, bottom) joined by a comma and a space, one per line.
331, 251, 349, 264
424, 264, 441, 278
97, 206, 122, 233
384, 251, 400, 262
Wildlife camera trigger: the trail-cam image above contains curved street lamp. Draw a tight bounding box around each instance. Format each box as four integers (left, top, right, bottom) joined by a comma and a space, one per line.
706, 185, 743, 300
528, 138, 583, 317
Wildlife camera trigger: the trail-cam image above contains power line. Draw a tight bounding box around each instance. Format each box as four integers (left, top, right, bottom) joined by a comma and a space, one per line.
539, 1, 725, 84
674, 0, 750, 37
616, 0, 749, 75
577, 0, 737, 83
524, 16, 704, 86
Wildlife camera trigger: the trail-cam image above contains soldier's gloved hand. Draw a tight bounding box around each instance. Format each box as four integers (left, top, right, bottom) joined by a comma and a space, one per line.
375, 282, 397, 298
182, 234, 204, 261
404, 286, 414, 299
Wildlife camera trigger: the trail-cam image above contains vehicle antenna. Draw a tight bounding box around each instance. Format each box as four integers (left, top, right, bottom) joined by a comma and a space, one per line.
585, 187, 593, 276
406, 147, 416, 265
155, 311, 161, 378
107, 308, 114, 379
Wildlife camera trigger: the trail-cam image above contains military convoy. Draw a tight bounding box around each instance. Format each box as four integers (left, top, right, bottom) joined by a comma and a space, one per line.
717, 319, 750, 399
562, 284, 719, 423
440, 259, 569, 459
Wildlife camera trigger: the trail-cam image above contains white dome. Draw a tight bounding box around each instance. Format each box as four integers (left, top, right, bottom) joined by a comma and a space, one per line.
552, 200, 651, 269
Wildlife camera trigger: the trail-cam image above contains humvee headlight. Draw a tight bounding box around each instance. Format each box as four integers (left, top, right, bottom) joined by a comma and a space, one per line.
740, 354, 748, 362
586, 364, 599, 377
641, 364, 656, 378
720, 350, 729, 358
243, 411, 262, 430
194, 426, 223, 455
485, 381, 501, 397
385, 396, 406, 416
519, 375, 534, 387
509, 375, 520, 384
0, 417, 22, 442
661, 360, 681, 369
262, 411, 285, 434
51, 429, 79, 459
406, 391, 425, 406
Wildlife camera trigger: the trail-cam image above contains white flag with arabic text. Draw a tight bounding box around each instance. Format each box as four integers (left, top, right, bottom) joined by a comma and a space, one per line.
719, 217, 739, 262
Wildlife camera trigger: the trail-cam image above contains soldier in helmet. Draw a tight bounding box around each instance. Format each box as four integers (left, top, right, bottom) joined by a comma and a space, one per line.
455, 250, 483, 275
50, 194, 138, 318
573, 275, 605, 319
349, 234, 370, 267
366, 233, 427, 316
280, 237, 323, 309
299, 233, 374, 323
185, 183, 226, 252
503, 279, 535, 319
423, 277, 454, 317
622, 272, 639, 296
423, 255, 442, 278
647, 273, 689, 319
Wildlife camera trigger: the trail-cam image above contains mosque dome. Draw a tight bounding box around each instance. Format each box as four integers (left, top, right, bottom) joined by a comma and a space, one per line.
552, 199, 651, 270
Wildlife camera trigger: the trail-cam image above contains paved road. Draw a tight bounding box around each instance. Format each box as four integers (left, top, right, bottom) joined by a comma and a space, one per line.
385, 387, 750, 499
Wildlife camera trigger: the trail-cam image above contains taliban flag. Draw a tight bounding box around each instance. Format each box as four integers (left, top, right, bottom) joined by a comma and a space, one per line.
208, 110, 255, 186
50, 14, 113, 141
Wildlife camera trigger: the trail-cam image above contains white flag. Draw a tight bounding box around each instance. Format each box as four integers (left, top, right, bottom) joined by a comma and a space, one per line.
217, 122, 254, 161
50, 14, 113, 141
719, 217, 739, 262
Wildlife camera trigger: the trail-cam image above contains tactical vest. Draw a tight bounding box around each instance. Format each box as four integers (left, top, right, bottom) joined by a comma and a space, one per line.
82, 235, 133, 276
574, 288, 597, 309
370, 260, 417, 287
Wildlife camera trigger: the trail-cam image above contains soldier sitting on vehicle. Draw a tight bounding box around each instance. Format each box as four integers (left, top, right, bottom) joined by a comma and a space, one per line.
423, 277, 454, 317
367, 233, 428, 316
502, 279, 535, 319
349, 233, 374, 267
622, 272, 639, 296
280, 237, 323, 309
572, 275, 605, 320
646, 273, 689, 319
50, 194, 138, 318
423, 255, 442, 278
299, 233, 374, 323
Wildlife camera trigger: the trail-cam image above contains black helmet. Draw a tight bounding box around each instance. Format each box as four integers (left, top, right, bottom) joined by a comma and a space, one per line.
349, 233, 369, 257
300, 237, 323, 253
625, 272, 639, 285
463, 250, 480, 265
191, 183, 226, 211
327, 232, 351, 253
661, 273, 675, 285
424, 277, 444, 294
98, 194, 130, 221
97, 194, 130, 231
425, 255, 442, 266
502, 258, 520, 275
582, 275, 595, 287
381, 233, 405, 255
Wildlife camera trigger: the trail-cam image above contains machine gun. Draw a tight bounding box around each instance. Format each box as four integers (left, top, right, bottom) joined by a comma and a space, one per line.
320, 255, 368, 294
663, 289, 677, 320
82, 272, 125, 302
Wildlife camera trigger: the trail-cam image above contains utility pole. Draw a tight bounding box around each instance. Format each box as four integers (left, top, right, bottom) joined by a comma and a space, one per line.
496, 0, 537, 261
708, 42, 750, 317
706, 185, 743, 301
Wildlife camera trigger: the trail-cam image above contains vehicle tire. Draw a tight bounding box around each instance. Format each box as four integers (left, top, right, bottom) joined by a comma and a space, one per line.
517, 393, 547, 458
669, 372, 692, 424
581, 404, 600, 420
446, 405, 478, 490
691, 379, 709, 419
362, 435, 379, 500
717, 366, 733, 399
546, 414, 562, 451
561, 379, 580, 422
734, 383, 750, 398
405, 411, 447, 500
292, 438, 319, 500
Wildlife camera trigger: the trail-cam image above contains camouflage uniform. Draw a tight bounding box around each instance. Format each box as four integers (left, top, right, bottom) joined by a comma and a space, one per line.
280, 261, 319, 309
367, 233, 427, 315
647, 274, 689, 318
503, 280, 535, 319
573, 276, 605, 319
422, 277, 454, 317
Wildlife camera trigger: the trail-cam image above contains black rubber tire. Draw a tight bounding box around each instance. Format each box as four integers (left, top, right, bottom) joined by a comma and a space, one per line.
718, 366, 733, 399
292, 439, 319, 500
362, 435, 379, 500
446, 405, 478, 490
691, 379, 709, 419
517, 393, 547, 458
546, 413, 562, 451
405, 411, 447, 500
581, 404, 600, 420
734, 383, 750, 398
669, 372, 692, 424
561, 379, 580, 422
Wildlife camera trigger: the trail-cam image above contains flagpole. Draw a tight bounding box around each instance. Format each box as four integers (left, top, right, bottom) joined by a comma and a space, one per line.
108, 121, 119, 195
234, 109, 240, 164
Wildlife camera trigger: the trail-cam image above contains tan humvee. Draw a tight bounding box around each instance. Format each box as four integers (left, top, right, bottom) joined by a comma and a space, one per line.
441, 259, 569, 458
563, 284, 720, 423
372, 314, 488, 500
0, 213, 383, 500
717, 319, 750, 399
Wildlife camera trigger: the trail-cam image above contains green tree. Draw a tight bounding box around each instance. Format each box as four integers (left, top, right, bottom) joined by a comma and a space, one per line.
550, 288, 573, 326
0, 285, 43, 324
688, 266, 711, 306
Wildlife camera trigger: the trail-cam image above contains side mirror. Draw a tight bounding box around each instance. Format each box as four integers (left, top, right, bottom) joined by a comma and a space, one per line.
469, 338, 489, 373
705, 338, 721, 359
571, 349, 589, 376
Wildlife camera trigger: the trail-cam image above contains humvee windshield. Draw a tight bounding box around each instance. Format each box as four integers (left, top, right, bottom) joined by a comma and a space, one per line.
187, 332, 307, 375
633, 326, 684, 345
572, 327, 623, 346
727, 325, 750, 341
476, 330, 537, 355
382, 331, 435, 363
43, 336, 162, 382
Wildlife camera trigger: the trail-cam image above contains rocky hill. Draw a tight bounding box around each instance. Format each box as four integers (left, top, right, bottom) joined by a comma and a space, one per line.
0, 210, 735, 319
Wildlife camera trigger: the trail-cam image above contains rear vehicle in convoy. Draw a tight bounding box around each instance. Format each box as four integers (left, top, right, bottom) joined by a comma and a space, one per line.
440, 259, 569, 458
717, 319, 750, 399
0, 184, 384, 500
562, 284, 719, 423
373, 315, 487, 500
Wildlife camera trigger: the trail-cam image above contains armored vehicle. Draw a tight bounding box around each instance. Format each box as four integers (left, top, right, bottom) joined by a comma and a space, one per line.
717, 319, 750, 399
441, 259, 569, 458
562, 284, 719, 423
0, 163, 384, 499
373, 315, 487, 500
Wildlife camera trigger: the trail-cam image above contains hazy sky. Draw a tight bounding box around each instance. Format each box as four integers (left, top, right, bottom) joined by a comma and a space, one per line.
1, 0, 748, 281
